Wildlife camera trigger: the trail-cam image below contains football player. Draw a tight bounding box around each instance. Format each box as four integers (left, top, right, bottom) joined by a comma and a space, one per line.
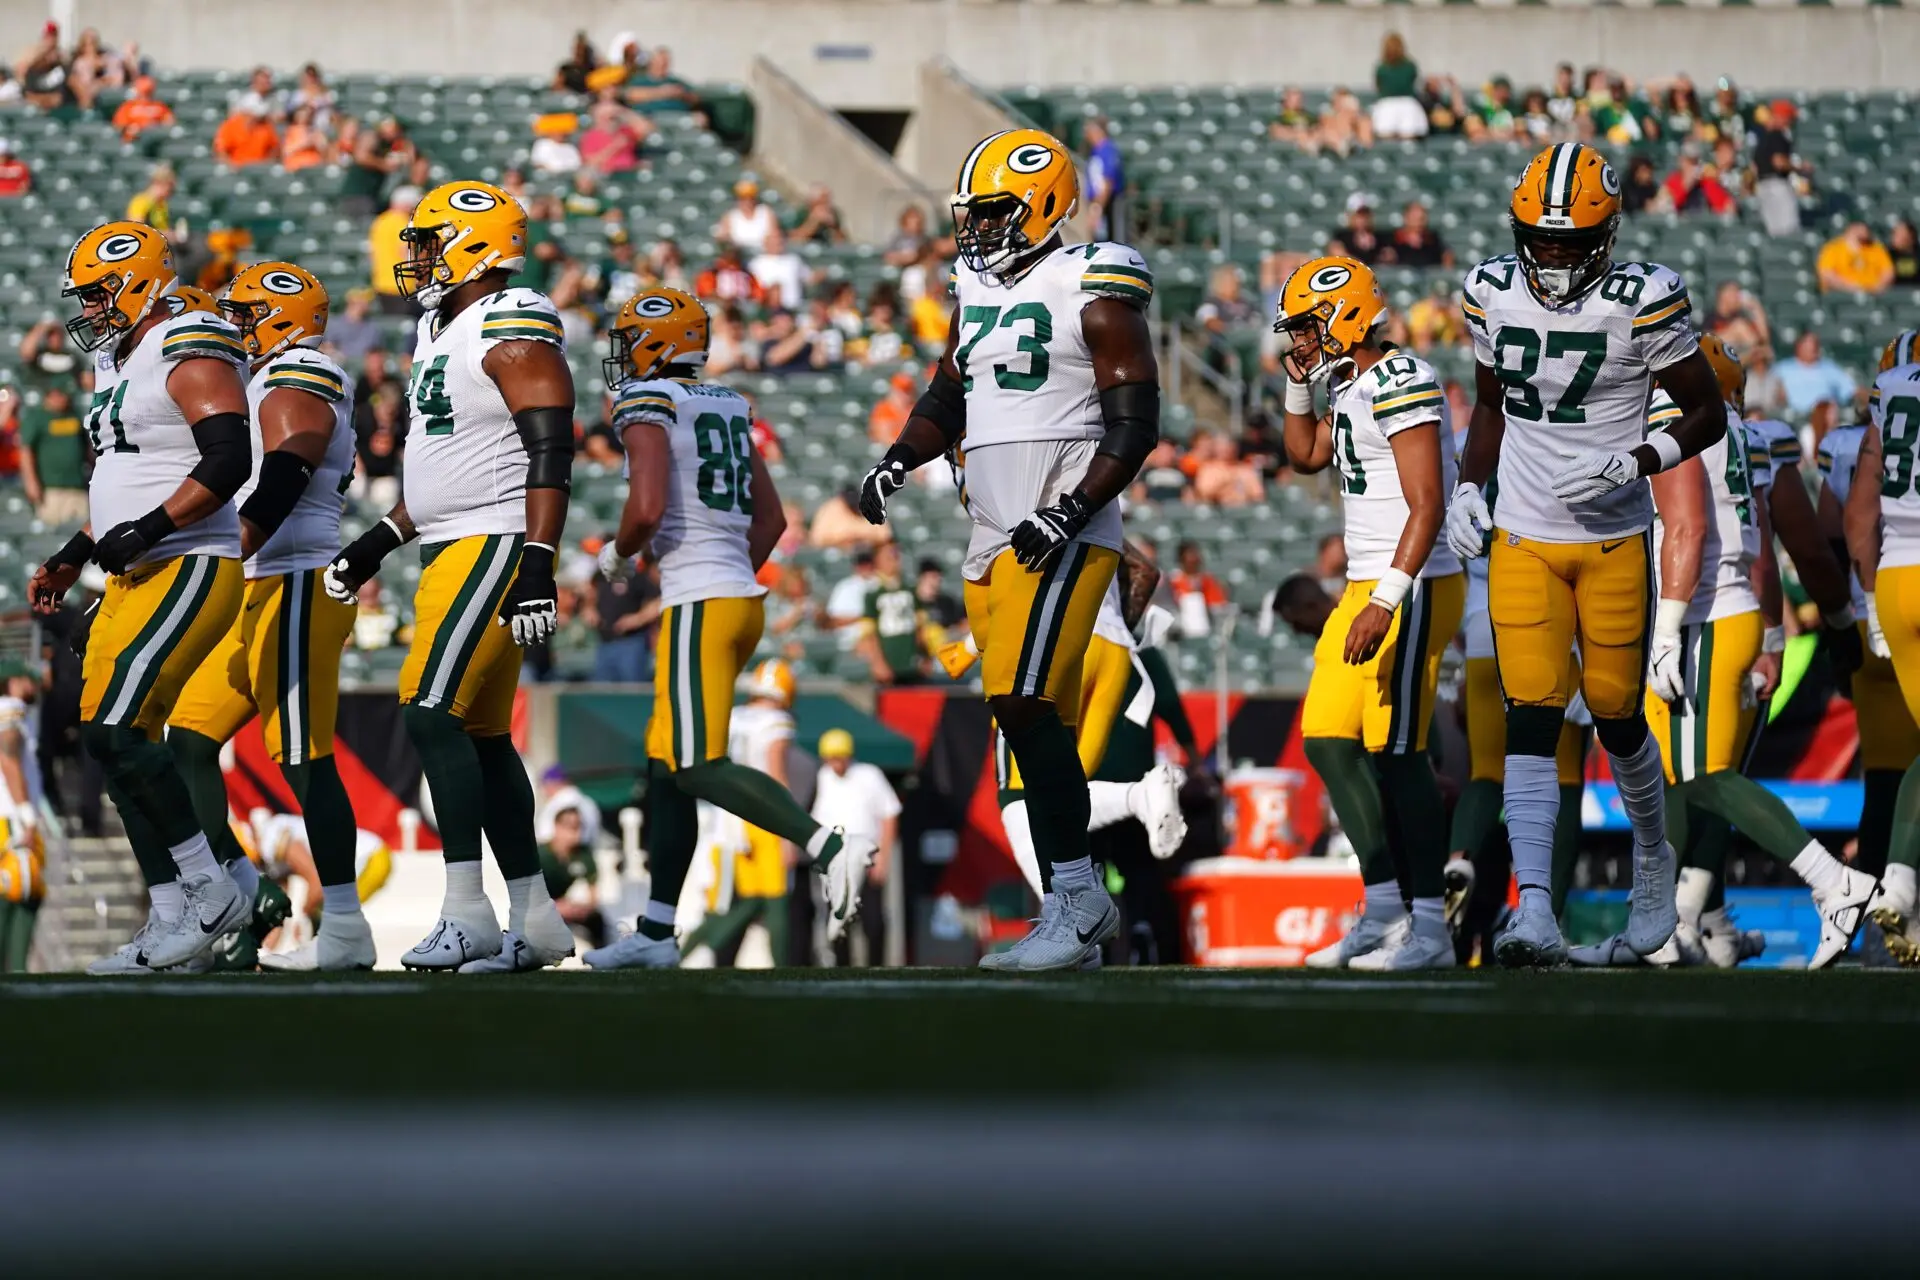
1276, 257, 1466, 970
0, 666, 45, 972
582, 288, 875, 970
30, 222, 253, 974
322, 181, 578, 972
1846, 331, 1920, 961
1573, 335, 1876, 968
163, 262, 369, 971
859, 129, 1160, 971
1446, 143, 1728, 966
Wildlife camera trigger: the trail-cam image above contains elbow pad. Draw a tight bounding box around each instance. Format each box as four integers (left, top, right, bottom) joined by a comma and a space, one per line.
188, 412, 252, 501
238, 449, 316, 541
513, 406, 576, 492
1094, 381, 1160, 472
911, 367, 968, 449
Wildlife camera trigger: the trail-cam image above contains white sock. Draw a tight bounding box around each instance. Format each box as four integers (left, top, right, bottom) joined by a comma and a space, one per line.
170, 832, 220, 881
1363, 880, 1406, 920
1789, 840, 1846, 897
1503, 753, 1560, 906
1087, 780, 1135, 831
150, 879, 185, 923
442, 860, 487, 914
1001, 800, 1044, 899
1050, 856, 1096, 891
1675, 866, 1713, 927
321, 883, 362, 917
226, 855, 260, 903
1884, 864, 1917, 916
504, 872, 550, 932
1411, 897, 1446, 932
1607, 732, 1668, 857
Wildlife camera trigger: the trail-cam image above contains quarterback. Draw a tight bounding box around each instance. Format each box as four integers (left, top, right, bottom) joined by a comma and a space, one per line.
323, 181, 578, 972
861, 129, 1161, 971
583, 287, 874, 969
163, 262, 369, 971
1277, 257, 1465, 970
1446, 142, 1727, 966
30, 221, 254, 974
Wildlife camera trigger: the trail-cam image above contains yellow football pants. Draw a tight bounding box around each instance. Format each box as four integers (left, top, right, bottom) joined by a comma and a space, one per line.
1489, 529, 1650, 720
962, 544, 1120, 706
647, 594, 766, 770
1301, 573, 1466, 754
1463, 656, 1590, 786
398, 535, 526, 736
81, 554, 244, 738
1644, 609, 1764, 785
997, 631, 1133, 792
1852, 620, 1920, 771
1875, 563, 1920, 725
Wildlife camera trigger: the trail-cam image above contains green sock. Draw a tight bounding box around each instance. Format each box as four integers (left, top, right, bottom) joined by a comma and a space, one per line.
103, 772, 182, 889
1891, 758, 1920, 873
683, 898, 759, 958
1550, 781, 1584, 917
168, 728, 246, 865
641, 760, 698, 940
281, 757, 359, 889
1001, 709, 1092, 876
403, 704, 486, 865
82, 723, 204, 863
1304, 737, 1393, 886
675, 757, 822, 849
1690, 770, 1817, 864
1375, 751, 1446, 899
1450, 778, 1503, 859
0, 899, 36, 972
471, 732, 542, 881
1857, 769, 1903, 879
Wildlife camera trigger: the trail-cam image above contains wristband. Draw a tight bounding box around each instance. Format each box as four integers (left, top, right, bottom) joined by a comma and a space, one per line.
1822, 605, 1857, 630
1645, 431, 1685, 475
48, 529, 96, 571
1654, 596, 1689, 639
133, 504, 178, 544
1761, 625, 1786, 655
1284, 378, 1314, 415
1368, 567, 1413, 613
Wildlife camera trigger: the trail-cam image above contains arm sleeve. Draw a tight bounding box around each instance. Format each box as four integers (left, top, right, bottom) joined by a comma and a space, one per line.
1370, 354, 1447, 436
1079, 243, 1154, 310
1630, 265, 1700, 372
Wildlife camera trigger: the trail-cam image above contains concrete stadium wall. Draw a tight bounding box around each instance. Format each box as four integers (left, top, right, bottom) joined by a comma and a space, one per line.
30, 2, 1920, 107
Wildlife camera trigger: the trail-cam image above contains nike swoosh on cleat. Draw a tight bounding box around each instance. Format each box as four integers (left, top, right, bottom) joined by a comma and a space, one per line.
1076, 910, 1111, 944
1600, 539, 1628, 553
201, 912, 229, 934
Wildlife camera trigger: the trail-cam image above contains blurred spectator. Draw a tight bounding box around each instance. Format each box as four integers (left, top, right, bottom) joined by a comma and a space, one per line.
824, 547, 879, 648
860, 288, 908, 367
760, 309, 822, 374
325, 289, 386, 364
112, 77, 174, 142
1133, 438, 1191, 505
1371, 34, 1426, 140
1891, 218, 1920, 289
1750, 101, 1805, 238
368, 185, 421, 316
1817, 222, 1894, 295
1776, 332, 1855, 419
60, 28, 122, 109
1519, 89, 1555, 143
906, 254, 953, 348
1661, 147, 1735, 216
592, 554, 662, 682
536, 801, 601, 938
1380, 200, 1451, 268
1269, 87, 1318, 150
214, 98, 280, 166
1327, 193, 1382, 265
1317, 88, 1373, 155
498, 164, 529, 202
824, 281, 866, 343
788, 185, 846, 245
1083, 115, 1126, 240
1422, 76, 1470, 138
1315, 532, 1348, 595
695, 244, 764, 305
1443, 378, 1471, 428
124, 164, 174, 229
1620, 154, 1660, 216
1238, 413, 1287, 482
562, 170, 603, 220
230, 66, 281, 121
1405, 283, 1462, 353
1589, 74, 1653, 146
341, 116, 413, 216
815, 495, 887, 555
867, 371, 916, 445
802, 297, 846, 369
403, 151, 434, 192
1741, 344, 1788, 421
1468, 77, 1518, 143
16, 24, 68, 110
766, 562, 820, 647
707, 304, 759, 375
1546, 62, 1579, 130
289, 63, 336, 131
749, 226, 808, 310
530, 113, 582, 174
1706, 136, 1746, 198
1704, 76, 1747, 144
592, 33, 643, 95
716, 177, 778, 253
0, 140, 30, 199
353, 386, 405, 510
649, 239, 690, 291
279, 105, 328, 172
1657, 76, 1705, 142
1705, 281, 1769, 354
1170, 541, 1227, 638
590, 231, 642, 308
1188, 429, 1263, 507
20, 321, 82, 401
1196, 265, 1257, 333
856, 542, 927, 686
883, 205, 931, 268
915, 559, 965, 632
625, 47, 702, 120
554, 32, 599, 95
18, 385, 88, 525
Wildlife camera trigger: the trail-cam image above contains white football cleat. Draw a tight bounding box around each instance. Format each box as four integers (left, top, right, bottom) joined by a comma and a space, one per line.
584, 931, 682, 970
1304, 911, 1400, 969
1493, 900, 1567, 968
261, 911, 376, 972
1348, 917, 1455, 971
141, 871, 252, 971
1134, 764, 1188, 859
521, 895, 578, 963
1624, 841, 1678, 958
1810, 868, 1879, 970
816, 829, 874, 943
458, 929, 572, 973
1646, 918, 1706, 968
86, 917, 213, 975
984, 882, 1118, 972
1568, 932, 1647, 967
1699, 905, 1765, 968
402, 906, 502, 971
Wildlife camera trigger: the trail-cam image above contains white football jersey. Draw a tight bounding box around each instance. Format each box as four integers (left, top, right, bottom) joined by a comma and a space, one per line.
403, 288, 565, 544
1741, 416, 1802, 494
730, 703, 794, 774
1092, 578, 1134, 650
951, 240, 1152, 449
1869, 362, 1920, 569
87, 311, 248, 566
1649, 392, 1762, 624
1329, 351, 1461, 582
610, 376, 765, 610
237, 345, 355, 577
1463, 256, 1699, 543
1817, 423, 1871, 615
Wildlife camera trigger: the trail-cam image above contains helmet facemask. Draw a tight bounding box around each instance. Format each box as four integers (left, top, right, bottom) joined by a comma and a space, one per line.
63, 271, 161, 352
218, 297, 277, 358
1513, 217, 1616, 306
954, 192, 1038, 278
1273, 308, 1367, 392
395, 224, 457, 308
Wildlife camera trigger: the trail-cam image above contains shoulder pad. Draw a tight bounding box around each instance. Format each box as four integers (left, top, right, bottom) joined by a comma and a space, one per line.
1627, 262, 1691, 334
478, 290, 565, 347
1462, 256, 1518, 327
1366, 352, 1444, 421
155, 312, 248, 367
1077, 241, 1153, 307
262, 347, 349, 403
611, 378, 679, 429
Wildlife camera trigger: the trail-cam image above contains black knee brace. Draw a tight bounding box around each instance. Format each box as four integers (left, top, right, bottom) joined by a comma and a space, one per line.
1591, 714, 1649, 758
1504, 705, 1565, 759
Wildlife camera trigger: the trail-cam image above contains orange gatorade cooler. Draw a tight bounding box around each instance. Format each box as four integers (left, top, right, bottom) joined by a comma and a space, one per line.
1172, 857, 1364, 966
1222, 766, 1323, 860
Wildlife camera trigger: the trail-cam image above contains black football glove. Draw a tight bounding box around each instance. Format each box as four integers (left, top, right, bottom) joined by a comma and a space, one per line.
497, 542, 558, 646
1009, 491, 1092, 570
93, 506, 177, 576
69, 596, 100, 660
1825, 614, 1864, 690
858, 448, 911, 525
323, 518, 407, 604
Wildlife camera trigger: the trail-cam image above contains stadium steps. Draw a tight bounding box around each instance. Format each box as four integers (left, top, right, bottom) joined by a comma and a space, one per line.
37, 830, 147, 973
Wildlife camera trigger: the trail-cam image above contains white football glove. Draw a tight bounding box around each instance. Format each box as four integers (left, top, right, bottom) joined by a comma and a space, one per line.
322, 558, 363, 605
858, 453, 909, 525
1866, 592, 1893, 660
597, 540, 634, 582
1551, 449, 1641, 504
1649, 600, 1688, 704
1443, 482, 1494, 562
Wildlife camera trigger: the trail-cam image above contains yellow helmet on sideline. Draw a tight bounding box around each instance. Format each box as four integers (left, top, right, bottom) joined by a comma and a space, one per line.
951, 129, 1078, 278
62, 221, 176, 350
394, 180, 527, 308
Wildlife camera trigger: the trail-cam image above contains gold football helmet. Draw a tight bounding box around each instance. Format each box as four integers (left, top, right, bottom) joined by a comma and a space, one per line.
951, 128, 1079, 277
1880, 329, 1920, 373
1698, 333, 1746, 412
745, 658, 796, 709
1510, 142, 1621, 304
221, 262, 330, 360
164, 286, 220, 317
62, 221, 177, 350
1272, 256, 1388, 385
395, 180, 528, 308
605, 287, 710, 385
